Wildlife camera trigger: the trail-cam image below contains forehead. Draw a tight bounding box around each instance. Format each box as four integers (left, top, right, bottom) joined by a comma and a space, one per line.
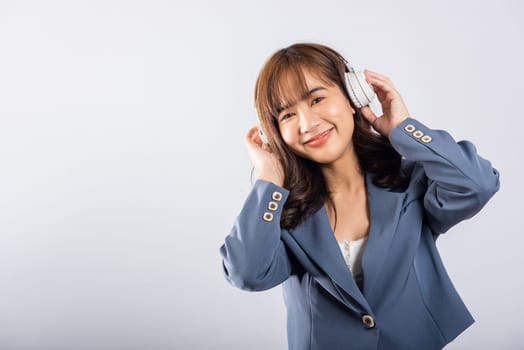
271, 65, 335, 114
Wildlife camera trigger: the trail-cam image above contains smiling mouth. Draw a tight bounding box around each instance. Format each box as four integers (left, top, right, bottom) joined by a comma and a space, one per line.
304, 127, 334, 146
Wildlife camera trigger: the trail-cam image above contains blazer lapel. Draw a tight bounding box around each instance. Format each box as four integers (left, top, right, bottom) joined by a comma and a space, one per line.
288, 172, 407, 313
289, 204, 372, 314
361, 172, 406, 302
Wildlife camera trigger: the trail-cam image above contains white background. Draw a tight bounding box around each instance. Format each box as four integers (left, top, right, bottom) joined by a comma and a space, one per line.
0, 0, 522, 349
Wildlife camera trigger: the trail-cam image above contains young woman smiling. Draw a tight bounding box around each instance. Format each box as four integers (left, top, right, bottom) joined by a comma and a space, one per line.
220, 43, 500, 350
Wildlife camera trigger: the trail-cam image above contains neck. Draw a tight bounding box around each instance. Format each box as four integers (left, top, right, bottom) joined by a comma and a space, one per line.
320, 146, 365, 195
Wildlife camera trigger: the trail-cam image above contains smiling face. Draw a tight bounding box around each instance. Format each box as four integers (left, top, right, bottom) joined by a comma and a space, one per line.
275, 70, 357, 165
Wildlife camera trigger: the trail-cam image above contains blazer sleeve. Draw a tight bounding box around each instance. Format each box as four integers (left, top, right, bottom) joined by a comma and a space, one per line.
219, 180, 293, 291
388, 118, 500, 234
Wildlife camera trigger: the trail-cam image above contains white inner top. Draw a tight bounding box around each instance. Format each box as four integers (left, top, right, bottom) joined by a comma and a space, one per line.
337, 236, 368, 283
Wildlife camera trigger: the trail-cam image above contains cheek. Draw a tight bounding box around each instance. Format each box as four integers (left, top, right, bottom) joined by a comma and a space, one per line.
327, 103, 356, 131
279, 124, 297, 146
327, 104, 340, 117
326, 99, 353, 120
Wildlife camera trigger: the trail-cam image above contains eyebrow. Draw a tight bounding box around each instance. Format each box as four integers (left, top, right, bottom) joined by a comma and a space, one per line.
277, 86, 326, 114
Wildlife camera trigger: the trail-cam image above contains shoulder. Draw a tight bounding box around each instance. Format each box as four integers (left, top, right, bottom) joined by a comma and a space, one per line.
388, 158, 428, 201
400, 158, 426, 185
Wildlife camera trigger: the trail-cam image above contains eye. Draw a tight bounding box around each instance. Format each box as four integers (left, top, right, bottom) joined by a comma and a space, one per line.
280, 112, 295, 121
311, 96, 324, 105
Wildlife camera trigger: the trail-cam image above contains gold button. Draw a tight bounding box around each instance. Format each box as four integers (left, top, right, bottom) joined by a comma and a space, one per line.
413, 130, 424, 138
263, 212, 274, 222
404, 124, 415, 133
268, 201, 278, 211
421, 135, 432, 143
362, 314, 375, 328
272, 191, 282, 201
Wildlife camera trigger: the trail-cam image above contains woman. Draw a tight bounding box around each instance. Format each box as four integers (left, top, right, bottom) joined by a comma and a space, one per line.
219, 43, 500, 350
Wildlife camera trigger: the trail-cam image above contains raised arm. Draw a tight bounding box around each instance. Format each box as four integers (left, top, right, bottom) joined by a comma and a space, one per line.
360, 70, 500, 234
220, 180, 293, 291
388, 118, 500, 233
220, 126, 292, 291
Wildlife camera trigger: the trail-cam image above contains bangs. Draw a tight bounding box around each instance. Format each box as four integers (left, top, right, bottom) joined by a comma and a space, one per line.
267, 59, 334, 119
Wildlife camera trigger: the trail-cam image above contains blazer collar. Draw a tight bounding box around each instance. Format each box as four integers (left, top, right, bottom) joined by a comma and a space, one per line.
288, 172, 406, 311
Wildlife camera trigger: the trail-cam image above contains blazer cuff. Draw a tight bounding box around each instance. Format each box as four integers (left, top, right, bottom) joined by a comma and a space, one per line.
251, 180, 290, 224
388, 117, 435, 148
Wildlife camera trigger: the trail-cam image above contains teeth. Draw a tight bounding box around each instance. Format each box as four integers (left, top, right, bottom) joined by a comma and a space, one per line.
316, 129, 330, 139
305, 128, 332, 144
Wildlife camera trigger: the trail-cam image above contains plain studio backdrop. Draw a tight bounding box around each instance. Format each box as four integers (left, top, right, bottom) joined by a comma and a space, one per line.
0, 0, 522, 349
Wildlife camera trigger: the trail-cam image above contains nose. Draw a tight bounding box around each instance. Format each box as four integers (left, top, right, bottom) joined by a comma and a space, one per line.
298, 107, 320, 134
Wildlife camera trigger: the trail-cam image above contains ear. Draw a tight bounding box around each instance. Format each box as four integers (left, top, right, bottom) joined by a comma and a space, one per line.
347, 101, 356, 116
342, 90, 357, 116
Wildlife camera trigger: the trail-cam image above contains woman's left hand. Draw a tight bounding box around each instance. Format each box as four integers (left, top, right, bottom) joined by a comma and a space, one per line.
359, 70, 410, 137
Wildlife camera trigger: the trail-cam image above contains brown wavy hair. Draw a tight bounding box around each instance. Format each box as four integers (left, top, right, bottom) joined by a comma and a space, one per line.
254, 43, 408, 230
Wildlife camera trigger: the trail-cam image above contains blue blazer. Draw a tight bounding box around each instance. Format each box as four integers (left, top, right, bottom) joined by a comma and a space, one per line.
220, 118, 500, 350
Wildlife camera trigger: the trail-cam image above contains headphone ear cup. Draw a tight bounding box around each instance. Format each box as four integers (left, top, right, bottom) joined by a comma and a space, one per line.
344, 71, 376, 108
254, 107, 270, 145
258, 128, 269, 145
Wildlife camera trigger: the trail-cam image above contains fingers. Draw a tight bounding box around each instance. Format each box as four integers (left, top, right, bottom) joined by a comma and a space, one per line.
360, 70, 410, 135
245, 126, 263, 147
360, 106, 379, 126
364, 70, 395, 85
246, 126, 273, 153
365, 75, 395, 93
364, 69, 398, 95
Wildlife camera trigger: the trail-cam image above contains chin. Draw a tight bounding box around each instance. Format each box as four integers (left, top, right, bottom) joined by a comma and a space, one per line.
312, 156, 340, 166
299, 150, 342, 165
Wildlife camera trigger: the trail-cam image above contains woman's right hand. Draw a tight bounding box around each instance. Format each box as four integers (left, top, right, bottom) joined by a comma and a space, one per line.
245, 126, 285, 187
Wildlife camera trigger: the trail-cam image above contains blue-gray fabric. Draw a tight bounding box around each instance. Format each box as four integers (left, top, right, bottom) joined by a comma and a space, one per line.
220, 118, 500, 350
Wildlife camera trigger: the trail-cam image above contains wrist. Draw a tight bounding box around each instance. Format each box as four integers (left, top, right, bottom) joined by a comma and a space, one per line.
257, 172, 284, 187
385, 116, 409, 136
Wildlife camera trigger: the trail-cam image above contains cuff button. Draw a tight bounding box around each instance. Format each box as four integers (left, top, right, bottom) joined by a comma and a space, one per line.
263, 212, 274, 222
404, 124, 416, 133
268, 201, 278, 211
413, 130, 424, 138
272, 191, 283, 201
421, 135, 432, 143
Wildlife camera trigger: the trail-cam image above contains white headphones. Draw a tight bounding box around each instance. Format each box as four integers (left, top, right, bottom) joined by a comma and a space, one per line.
342, 58, 377, 109
256, 56, 376, 145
